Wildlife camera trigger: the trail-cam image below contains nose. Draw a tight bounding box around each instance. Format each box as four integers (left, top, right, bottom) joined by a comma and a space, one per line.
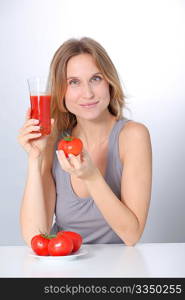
81, 82, 94, 99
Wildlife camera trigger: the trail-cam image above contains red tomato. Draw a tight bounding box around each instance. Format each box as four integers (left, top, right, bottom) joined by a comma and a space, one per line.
57, 136, 83, 158
57, 231, 83, 253
31, 234, 50, 256
48, 235, 73, 256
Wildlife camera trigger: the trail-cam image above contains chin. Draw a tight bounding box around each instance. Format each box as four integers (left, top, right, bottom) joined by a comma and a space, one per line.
77, 110, 105, 121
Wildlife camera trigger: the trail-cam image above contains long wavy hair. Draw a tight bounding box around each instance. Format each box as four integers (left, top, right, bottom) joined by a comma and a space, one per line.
49, 37, 126, 141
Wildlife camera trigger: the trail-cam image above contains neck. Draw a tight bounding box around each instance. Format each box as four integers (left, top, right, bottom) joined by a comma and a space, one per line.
72, 111, 117, 150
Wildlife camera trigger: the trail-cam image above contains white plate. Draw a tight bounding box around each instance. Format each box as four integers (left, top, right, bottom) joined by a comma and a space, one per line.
29, 246, 88, 261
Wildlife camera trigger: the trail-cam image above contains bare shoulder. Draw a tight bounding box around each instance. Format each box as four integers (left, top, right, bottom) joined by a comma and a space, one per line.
119, 121, 152, 160
120, 120, 150, 139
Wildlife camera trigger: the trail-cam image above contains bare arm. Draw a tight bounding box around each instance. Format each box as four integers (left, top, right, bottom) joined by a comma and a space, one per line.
84, 122, 152, 246
18, 108, 56, 247
20, 152, 56, 247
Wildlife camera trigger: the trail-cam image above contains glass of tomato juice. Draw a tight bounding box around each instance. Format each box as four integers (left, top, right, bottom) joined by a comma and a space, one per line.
27, 76, 51, 135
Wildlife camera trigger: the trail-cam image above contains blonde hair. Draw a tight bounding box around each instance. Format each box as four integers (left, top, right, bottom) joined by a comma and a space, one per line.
49, 37, 126, 141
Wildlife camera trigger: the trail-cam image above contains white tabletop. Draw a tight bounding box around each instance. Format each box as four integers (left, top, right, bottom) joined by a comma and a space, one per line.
0, 243, 185, 278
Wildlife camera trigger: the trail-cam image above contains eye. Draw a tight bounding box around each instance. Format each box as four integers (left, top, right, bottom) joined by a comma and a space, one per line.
91, 75, 102, 82
69, 79, 80, 86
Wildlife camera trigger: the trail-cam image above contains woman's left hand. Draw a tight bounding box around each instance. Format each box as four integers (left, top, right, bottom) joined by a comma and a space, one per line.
56, 149, 99, 180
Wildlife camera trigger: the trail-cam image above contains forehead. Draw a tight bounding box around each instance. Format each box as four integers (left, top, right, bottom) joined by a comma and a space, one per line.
66, 53, 100, 76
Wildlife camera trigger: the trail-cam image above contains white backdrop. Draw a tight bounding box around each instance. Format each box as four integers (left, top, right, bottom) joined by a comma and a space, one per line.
0, 0, 185, 245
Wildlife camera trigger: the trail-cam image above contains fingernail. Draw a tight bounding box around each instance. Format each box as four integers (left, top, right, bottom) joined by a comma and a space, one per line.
34, 119, 39, 124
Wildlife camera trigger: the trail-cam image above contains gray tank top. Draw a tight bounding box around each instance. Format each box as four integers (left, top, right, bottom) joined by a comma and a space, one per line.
51, 117, 130, 244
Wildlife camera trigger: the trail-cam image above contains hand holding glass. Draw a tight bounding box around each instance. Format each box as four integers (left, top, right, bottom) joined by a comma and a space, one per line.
27, 77, 51, 135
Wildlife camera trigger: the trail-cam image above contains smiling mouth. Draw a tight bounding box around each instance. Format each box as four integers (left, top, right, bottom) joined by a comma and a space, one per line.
79, 101, 99, 107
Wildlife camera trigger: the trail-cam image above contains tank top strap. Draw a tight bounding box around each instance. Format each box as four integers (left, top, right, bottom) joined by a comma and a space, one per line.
108, 117, 130, 158
104, 117, 130, 182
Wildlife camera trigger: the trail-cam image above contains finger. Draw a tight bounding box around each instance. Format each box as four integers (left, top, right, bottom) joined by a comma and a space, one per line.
57, 150, 73, 170
19, 125, 40, 135
21, 132, 42, 143
23, 119, 40, 128
68, 153, 81, 169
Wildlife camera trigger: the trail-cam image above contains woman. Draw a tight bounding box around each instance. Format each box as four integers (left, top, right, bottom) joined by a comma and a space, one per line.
18, 37, 152, 247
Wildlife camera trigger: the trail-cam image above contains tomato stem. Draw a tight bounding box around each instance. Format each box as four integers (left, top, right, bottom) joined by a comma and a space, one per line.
41, 234, 56, 240
63, 136, 73, 142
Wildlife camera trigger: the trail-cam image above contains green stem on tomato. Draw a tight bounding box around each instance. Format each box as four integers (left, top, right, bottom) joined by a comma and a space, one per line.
63, 136, 74, 142
41, 234, 56, 240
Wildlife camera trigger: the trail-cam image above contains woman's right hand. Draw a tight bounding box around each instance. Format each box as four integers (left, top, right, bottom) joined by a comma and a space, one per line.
17, 108, 55, 159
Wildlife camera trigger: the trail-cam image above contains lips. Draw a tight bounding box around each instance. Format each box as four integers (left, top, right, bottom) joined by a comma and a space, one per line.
80, 101, 99, 107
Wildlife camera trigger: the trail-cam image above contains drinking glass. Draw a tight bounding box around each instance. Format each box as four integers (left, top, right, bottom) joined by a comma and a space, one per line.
27, 76, 51, 135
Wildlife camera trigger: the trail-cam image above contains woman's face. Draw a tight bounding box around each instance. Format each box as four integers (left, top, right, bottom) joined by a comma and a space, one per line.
64, 53, 110, 120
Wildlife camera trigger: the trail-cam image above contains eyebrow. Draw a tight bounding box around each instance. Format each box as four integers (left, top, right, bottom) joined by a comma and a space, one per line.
67, 72, 103, 80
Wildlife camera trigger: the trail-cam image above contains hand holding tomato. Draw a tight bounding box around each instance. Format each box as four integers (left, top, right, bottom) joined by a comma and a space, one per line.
57, 145, 99, 181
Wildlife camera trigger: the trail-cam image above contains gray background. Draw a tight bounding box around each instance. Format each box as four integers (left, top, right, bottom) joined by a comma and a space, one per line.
0, 0, 184, 245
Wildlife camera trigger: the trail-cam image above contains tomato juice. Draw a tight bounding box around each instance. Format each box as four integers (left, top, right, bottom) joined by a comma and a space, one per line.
30, 95, 51, 135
